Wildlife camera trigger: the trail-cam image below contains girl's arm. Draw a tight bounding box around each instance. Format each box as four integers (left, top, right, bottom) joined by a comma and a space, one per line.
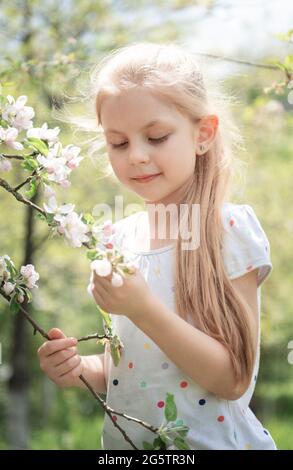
131, 269, 258, 401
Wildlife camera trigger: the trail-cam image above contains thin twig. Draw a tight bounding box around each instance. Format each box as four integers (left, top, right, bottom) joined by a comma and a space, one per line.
0, 154, 24, 160
78, 375, 139, 449
0, 178, 46, 216
77, 333, 112, 342
195, 52, 282, 70
0, 289, 158, 448
0, 290, 49, 340
14, 169, 38, 192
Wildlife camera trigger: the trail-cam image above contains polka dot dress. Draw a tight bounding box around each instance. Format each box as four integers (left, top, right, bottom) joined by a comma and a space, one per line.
101, 203, 276, 450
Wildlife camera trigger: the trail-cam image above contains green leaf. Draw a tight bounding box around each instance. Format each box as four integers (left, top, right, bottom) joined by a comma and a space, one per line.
24, 288, 33, 303
25, 178, 38, 199
143, 441, 154, 450
35, 213, 47, 222
165, 393, 177, 422
9, 294, 20, 315
86, 250, 98, 261
110, 335, 122, 367
22, 157, 39, 171
176, 427, 189, 439
99, 307, 112, 330
4, 257, 17, 277
24, 137, 49, 156
173, 437, 190, 450
153, 436, 167, 450
82, 213, 95, 225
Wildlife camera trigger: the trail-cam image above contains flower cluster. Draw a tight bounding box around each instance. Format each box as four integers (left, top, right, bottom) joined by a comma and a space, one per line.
0, 255, 39, 311
87, 219, 138, 290
0, 94, 83, 184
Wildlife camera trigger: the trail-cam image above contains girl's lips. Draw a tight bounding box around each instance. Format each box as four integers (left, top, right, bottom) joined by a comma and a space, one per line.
132, 173, 162, 183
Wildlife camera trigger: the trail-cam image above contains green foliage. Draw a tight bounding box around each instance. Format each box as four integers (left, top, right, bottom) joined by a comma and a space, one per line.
23, 137, 49, 157
165, 393, 177, 422
143, 393, 190, 450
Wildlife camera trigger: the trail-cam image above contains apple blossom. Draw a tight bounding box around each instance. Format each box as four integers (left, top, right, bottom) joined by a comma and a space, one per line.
61, 144, 83, 169
27, 122, 60, 144
0, 127, 23, 150
37, 152, 71, 185
54, 211, 90, 248
2, 95, 35, 130
91, 259, 112, 277
3, 281, 16, 296
17, 293, 25, 303
102, 220, 115, 238
20, 264, 40, 289
43, 195, 75, 217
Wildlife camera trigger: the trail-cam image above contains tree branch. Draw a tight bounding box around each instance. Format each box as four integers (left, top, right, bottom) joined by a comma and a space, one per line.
0, 154, 24, 160
0, 178, 46, 216
0, 289, 50, 340
14, 169, 39, 192
0, 289, 159, 449
77, 333, 112, 342
196, 52, 282, 70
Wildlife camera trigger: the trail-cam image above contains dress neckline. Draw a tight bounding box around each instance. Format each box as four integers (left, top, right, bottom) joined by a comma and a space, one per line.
124, 211, 176, 256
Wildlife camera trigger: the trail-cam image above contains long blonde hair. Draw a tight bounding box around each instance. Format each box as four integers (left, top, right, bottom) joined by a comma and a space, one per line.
73, 42, 255, 386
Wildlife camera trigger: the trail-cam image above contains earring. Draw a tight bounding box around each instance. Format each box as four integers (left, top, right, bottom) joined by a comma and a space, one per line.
199, 144, 205, 152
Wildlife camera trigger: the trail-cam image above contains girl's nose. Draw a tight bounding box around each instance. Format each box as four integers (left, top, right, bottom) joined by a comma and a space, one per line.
128, 148, 150, 165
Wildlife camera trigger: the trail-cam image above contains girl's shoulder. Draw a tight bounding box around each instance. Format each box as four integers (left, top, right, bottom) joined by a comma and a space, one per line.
221, 202, 273, 287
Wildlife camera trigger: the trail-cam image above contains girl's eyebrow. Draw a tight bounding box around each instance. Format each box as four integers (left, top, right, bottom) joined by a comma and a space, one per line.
105, 119, 172, 135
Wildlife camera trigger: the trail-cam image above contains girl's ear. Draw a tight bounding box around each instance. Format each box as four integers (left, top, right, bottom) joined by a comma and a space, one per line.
196, 114, 219, 155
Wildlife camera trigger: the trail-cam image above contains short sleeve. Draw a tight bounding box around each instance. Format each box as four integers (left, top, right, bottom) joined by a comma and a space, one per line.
221, 203, 273, 287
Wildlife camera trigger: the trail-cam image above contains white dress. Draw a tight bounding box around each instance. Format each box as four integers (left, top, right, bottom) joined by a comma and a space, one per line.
100, 202, 277, 450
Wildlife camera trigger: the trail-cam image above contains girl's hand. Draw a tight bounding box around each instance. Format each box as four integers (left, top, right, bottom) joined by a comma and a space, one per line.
37, 328, 84, 388
91, 266, 154, 321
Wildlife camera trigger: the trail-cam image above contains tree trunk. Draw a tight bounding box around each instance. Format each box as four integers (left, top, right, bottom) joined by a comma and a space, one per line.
6, 192, 38, 449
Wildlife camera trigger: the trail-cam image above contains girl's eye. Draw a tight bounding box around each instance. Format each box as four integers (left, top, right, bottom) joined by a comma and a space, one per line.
111, 135, 169, 149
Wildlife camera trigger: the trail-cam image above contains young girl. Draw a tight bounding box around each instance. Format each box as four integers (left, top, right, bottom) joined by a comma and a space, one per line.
37, 42, 277, 450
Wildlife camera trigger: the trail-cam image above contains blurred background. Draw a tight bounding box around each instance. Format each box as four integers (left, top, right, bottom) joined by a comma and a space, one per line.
0, 0, 292, 450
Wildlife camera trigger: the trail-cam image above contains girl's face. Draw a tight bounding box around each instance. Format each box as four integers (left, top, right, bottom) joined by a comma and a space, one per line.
100, 87, 199, 205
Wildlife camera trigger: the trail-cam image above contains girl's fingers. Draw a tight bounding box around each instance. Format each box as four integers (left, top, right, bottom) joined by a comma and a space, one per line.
58, 362, 84, 385
50, 347, 77, 367
55, 355, 81, 377
38, 337, 77, 357
93, 271, 111, 288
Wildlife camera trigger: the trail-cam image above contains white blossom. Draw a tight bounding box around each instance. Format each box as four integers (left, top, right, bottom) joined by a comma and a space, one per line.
55, 211, 90, 247
43, 196, 75, 217
17, 293, 25, 303
27, 122, 60, 144
2, 281, 16, 295
102, 220, 115, 237
37, 142, 81, 186
91, 259, 112, 277
20, 264, 39, 288
0, 127, 23, 150
2, 95, 35, 130
61, 144, 83, 169
37, 152, 71, 185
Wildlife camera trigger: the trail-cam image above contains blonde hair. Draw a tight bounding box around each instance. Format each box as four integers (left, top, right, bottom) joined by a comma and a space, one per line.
61, 42, 254, 388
